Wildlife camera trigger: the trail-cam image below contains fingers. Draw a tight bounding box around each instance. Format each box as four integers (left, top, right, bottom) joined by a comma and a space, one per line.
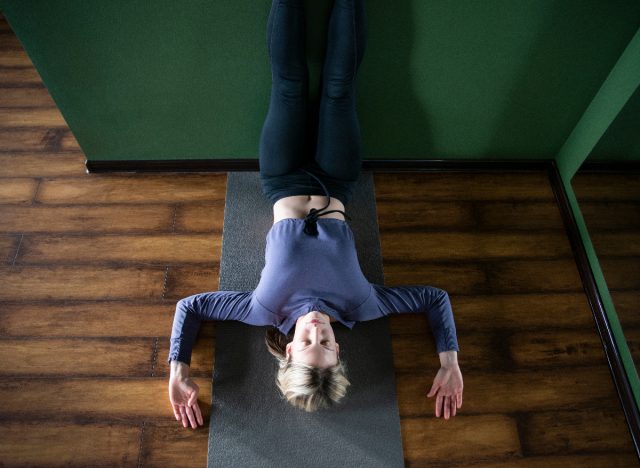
176, 403, 203, 429
171, 402, 181, 421
434, 393, 461, 419
179, 406, 189, 428
188, 387, 199, 407
193, 401, 204, 426
185, 405, 198, 429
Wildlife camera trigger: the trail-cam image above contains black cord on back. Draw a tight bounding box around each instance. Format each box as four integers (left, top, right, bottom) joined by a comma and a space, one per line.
299, 168, 351, 236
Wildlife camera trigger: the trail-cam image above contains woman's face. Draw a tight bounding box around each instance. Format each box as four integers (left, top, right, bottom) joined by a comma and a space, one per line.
286, 311, 340, 368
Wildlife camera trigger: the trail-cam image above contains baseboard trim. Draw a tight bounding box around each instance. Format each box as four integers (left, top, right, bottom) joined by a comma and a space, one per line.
85, 158, 555, 173
548, 159, 640, 459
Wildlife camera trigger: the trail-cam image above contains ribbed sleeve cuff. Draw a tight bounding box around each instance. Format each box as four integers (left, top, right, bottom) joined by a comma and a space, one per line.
167, 342, 191, 366
434, 327, 460, 354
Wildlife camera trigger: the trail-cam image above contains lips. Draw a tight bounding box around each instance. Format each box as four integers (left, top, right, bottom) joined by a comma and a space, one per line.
309, 320, 323, 324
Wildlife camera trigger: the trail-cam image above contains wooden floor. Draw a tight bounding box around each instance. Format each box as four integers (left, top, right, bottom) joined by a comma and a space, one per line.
0, 13, 637, 467
572, 171, 640, 368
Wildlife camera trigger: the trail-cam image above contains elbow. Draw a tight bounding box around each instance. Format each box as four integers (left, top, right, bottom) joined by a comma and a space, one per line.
434, 288, 450, 303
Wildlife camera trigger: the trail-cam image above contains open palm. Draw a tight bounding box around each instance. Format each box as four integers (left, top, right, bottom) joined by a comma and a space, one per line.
427, 365, 463, 419
169, 376, 204, 429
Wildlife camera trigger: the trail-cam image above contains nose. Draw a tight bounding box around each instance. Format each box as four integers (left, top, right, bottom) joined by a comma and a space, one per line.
309, 323, 321, 339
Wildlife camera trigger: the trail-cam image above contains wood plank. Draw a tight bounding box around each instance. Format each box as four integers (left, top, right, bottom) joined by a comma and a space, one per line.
0, 338, 155, 376
579, 201, 640, 230
141, 420, 209, 467
156, 333, 215, 378
165, 265, 220, 300
392, 332, 506, 372
36, 174, 227, 204
374, 172, 555, 201
0, 177, 37, 203
380, 231, 572, 261
0, 108, 67, 127
474, 201, 565, 230
376, 200, 475, 230
0, 31, 23, 49
0, 301, 185, 337
521, 407, 635, 455
401, 414, 521, 464
0, 204, 175, 233
0, 265, 165, 300
0, 235, 18, 263
0, 86, 56, 106
489, 259, 584, 293
59, 128, 81, 151
452, 453, 639, 468
605, 291, 640, 325
0, 15, 11, 31
17, 234, 220, 264
0, 377, 211, 421
590, 231, 640, 256
0, 67, 44, 85
0, 421, 140, 466
509, 329, 614, 368
388, 293, 598, 334
0, 48, 32, 67
383, 258, 584, 294
396, 366, 618, 417
0, 152, 86, 177
382, 261, 487, 294
0, 128, 62, 151
0, 334, 213, 378
599, 257, 640, 290
174, 202, 225, 233
572, 173, 640, 200
377, 200, 565, 232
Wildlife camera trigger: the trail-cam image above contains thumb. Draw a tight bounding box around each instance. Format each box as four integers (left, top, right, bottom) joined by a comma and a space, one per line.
427, 381, 439, 398
188, 388, 198, 407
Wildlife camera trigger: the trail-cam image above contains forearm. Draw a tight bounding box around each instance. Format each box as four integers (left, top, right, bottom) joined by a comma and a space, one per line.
438, 350, 458, 369
425, 288, 459, 354
167, 300, 202, 366
170, 360, 190, 379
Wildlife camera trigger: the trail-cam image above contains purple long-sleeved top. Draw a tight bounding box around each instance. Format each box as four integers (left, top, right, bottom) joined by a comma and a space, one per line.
168, 218, 459, 365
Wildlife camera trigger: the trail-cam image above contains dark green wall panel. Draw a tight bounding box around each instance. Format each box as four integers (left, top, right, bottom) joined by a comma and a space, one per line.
2, 0, 639, 161
590, 84, 640, 161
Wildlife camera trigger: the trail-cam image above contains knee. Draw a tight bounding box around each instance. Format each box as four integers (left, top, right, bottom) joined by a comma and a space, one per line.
276, 75, 307, 99
324, 76, 354, 100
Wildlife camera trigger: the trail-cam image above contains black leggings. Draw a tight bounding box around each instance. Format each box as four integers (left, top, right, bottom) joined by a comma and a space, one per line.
258, 0, 367, 206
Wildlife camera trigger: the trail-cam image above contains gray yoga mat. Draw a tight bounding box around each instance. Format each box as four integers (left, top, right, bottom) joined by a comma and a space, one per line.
208, 171, 404, 468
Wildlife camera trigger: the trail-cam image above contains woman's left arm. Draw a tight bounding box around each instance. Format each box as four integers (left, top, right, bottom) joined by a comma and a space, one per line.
371, 284, 459, 353
370, 284, 463, 418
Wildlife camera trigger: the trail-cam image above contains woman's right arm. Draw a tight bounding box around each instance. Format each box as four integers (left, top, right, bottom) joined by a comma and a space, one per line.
167, 291, 254, 366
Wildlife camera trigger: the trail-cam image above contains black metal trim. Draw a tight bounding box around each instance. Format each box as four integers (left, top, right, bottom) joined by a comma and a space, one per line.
580, 160, 640, 172
85, 158, 259, 173
548, 159, 640, 459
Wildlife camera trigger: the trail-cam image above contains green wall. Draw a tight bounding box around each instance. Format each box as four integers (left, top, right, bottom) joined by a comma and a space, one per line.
2, 0, 639, 161
591, 85, 640, 161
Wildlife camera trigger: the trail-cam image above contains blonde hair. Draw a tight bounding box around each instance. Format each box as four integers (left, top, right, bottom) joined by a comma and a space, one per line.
264, 327, 350, 412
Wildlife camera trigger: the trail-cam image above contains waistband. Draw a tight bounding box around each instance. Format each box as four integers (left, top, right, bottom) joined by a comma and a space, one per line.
298, 167, 351, 236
